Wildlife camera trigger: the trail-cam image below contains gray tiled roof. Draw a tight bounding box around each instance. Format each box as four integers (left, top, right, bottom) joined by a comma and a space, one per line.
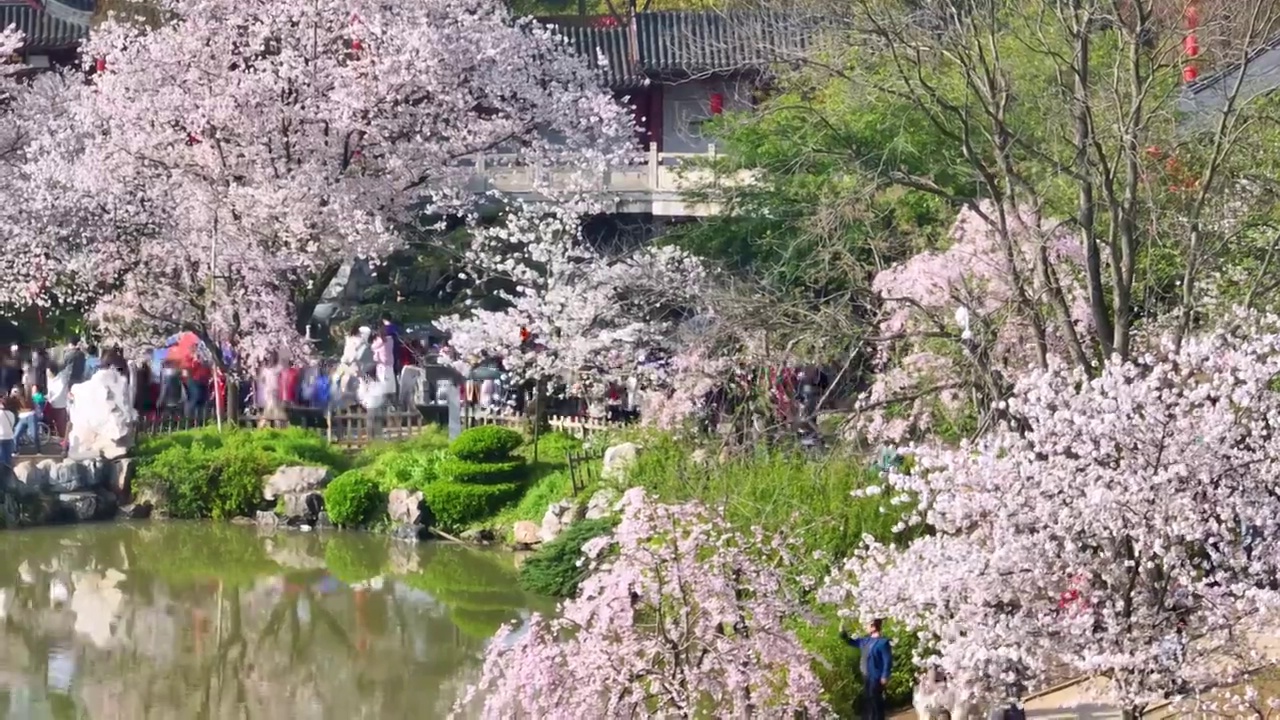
0, 0, 92, 53
540, 11, 813, 89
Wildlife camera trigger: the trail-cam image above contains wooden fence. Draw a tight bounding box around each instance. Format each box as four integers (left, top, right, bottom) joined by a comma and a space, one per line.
133, 406, 623, 450
565, 449, 604, 497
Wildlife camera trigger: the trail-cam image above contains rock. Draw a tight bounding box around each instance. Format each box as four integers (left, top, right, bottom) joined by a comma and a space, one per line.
105, 458, 135, 503
316, 511, 334, 530
459, 528, 496, 544
388, 488, 427, 525
538, 500, 575, 543
390, 523, 429, 542
584, 488, 620, 520
280, 492, 324, 522
601, 442, 642, 481
66, 370, 137, 460
263, 466, 333, 501
119, 502, 153, 520
55, 491, 116, 522
47, 460, 92, 493
254, 511, 279, 528
512, 520, 540, 546
9, 461, 48, 497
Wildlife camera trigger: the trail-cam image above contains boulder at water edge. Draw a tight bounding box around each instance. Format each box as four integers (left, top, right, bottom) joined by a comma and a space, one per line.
601, 442, 642, 481
9, 461, 48, 497
388, 489, 428, 526
47, 459, 95, 493
263, 466, 333, 500
280, 492, 324, 524
539, 500, 575, 543
513, 520, 540, 546
54, 490, 117, 523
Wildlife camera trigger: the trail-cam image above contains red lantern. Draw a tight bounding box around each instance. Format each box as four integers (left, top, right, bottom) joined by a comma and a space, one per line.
709, 92, 724, 116
94, 57, 105, 73
1183, 65, 1199, 83
1185, 5, 1200, 29
1184, 34, 1199, 58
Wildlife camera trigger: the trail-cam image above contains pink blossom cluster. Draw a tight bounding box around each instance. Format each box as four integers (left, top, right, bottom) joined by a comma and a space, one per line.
460, 488, 827, 718
0, 0, 633, 368
826, 313, 1280, 708
856, 201, 1093, 442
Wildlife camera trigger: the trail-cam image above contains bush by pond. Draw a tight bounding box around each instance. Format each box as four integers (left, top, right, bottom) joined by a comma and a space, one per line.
136, 427, 351, 520
518, 517, 616, 597
421, 480, 523, 531
324, 470, 386, 527
449, 425, 523, 462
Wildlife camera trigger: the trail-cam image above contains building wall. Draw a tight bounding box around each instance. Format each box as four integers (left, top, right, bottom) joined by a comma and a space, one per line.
659, 77, 753, 154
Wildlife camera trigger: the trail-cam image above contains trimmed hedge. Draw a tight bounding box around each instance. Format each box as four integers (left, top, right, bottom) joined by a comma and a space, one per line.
435, 456, 525, 485
422, 480, 524, 530
449, 425, 523, 462
518, 517, 617, 597
368, 450, 441, 492
135, 427, 351, 520
323, 470, 386, 527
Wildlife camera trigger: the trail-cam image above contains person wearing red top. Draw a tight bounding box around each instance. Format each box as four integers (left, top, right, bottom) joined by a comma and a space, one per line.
281, 364, 301, 406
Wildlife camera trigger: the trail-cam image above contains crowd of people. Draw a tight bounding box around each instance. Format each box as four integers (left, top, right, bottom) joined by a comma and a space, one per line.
0, 342, 131, 465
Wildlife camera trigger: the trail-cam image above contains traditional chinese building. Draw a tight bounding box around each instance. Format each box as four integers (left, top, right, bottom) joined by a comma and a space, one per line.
1, 0, 93, 70
541, 10, 809, 154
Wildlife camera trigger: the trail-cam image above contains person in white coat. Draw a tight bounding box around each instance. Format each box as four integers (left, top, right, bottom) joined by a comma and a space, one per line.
0, 399, 15, 466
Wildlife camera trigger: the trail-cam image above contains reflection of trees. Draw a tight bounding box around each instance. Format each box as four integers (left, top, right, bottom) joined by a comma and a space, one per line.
0, 524, 546, 719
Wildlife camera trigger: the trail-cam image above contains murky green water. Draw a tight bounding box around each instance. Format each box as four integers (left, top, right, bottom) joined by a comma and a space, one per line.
0, 523, 552, 719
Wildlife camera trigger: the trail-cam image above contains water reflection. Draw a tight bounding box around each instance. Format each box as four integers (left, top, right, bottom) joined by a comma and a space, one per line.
0, 523, 551, 719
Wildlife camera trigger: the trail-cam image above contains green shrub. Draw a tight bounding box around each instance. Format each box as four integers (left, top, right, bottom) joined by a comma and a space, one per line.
528, 430, 584, 459
449, 425, 523, 462
435, 456, 525, 485
368, 450, 441, 492
323, 470, 386, 527
356, 426, 452, 466
518, 517, 616, 597
135, 427, 351, 520
136, 443, 273, 520
422, 480, 524, 530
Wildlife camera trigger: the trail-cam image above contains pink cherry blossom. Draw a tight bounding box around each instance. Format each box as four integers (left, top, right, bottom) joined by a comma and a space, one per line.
3, 0, 633, 369
439, 206, 707, 394
826, 312, 1280, 711
460, 488, 827, 718
855, 201, 1094, 443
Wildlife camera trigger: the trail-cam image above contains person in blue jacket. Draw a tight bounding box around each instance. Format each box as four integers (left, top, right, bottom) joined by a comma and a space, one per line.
841, 618, 892, 720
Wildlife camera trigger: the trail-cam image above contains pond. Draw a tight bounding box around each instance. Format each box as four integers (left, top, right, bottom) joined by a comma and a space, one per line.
0, 523, 553, 718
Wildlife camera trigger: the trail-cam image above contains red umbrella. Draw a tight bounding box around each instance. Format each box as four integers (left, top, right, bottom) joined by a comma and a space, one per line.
163, 332, 206, 368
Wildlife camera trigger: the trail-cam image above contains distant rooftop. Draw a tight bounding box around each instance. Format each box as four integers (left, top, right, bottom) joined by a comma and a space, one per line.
1179, 34, 1280, 121
537, 10, 814, 89
0, 0, 93, 53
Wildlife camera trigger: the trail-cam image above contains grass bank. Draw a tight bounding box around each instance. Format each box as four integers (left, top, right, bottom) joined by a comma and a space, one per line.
516, 428, 920, 715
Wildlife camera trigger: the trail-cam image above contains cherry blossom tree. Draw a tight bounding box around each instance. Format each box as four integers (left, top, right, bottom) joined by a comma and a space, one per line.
853, 201, 1094, 444
7, 0, 633, 368
460, 487, 826, 718
825, 313, 1280, 716
439, 207, 706, 400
